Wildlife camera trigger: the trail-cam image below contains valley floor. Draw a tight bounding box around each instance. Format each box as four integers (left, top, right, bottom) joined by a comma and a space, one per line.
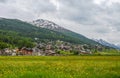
0, 56, 120, 78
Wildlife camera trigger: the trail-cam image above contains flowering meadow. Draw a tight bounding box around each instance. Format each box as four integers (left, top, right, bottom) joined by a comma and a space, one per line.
0, 56, 120, 78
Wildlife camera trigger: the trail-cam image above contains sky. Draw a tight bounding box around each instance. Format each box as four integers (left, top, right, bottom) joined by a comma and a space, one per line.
0, 0, 120, 45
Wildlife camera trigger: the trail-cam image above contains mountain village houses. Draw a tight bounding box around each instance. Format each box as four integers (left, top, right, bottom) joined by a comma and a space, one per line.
0, 41, 95, 56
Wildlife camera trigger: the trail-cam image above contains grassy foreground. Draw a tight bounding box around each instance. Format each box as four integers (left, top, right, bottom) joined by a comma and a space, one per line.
0, 56, 120, 78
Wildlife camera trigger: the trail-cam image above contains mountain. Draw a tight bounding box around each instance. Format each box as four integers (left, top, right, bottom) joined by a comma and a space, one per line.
32, 19, 64, 31
31, 19, 99, 45
117, 45, 120, 49
94, 39, 120, 49
0, 18, 89, 48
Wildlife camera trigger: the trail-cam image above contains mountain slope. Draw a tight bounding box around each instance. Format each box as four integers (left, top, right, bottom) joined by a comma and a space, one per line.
0, 30, 35, 49
94, 39, 120, 49
31, 19, 99, 45
0, 18, 85, 45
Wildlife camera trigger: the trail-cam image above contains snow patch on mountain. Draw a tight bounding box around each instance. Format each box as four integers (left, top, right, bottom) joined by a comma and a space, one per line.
94, 39, 120, 49
31, 19, 64, 31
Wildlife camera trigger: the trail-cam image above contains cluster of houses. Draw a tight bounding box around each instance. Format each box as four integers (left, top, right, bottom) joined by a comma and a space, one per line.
0, 40, 95, 56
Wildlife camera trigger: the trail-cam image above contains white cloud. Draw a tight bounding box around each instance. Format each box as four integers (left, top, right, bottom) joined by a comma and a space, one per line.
93, 0, 106, 5
50, 0, 60, 10
93, 0, 120, 6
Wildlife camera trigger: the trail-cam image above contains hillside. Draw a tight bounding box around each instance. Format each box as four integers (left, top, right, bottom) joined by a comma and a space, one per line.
0, 30, 35, 49
31, 19, 99, 45
0, 18, 87, 49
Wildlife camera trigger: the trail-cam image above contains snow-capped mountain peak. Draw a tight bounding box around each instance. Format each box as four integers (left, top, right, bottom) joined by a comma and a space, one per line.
31, 19, 64, 31
93, 39, 120, 49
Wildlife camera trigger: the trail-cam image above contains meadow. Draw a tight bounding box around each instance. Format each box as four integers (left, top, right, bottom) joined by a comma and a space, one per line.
0, 56, 120, 78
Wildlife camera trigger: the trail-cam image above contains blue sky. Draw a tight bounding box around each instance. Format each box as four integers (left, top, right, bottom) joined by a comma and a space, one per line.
0, 0, 120, 45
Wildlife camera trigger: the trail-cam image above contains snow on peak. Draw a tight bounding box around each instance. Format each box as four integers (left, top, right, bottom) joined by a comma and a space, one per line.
31, 19, 64, 30
93, 39, 120, 49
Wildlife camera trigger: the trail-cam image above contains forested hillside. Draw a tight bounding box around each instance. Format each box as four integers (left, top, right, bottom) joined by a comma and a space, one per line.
0, 18, 85, 49
0, 30, 35, 49
31, 19, 99, 45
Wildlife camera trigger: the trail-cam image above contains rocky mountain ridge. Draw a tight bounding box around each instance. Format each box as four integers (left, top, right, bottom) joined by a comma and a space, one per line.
94, 39, 120, 50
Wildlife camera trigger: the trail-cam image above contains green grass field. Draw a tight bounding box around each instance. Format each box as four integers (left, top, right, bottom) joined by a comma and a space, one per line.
0, 56, 120, 78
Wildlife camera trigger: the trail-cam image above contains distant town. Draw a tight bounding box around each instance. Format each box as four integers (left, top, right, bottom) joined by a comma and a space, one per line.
0, 40, 106, 56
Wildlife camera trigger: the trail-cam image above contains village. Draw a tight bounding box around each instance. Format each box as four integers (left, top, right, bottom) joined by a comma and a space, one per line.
0, 40, 103, 56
